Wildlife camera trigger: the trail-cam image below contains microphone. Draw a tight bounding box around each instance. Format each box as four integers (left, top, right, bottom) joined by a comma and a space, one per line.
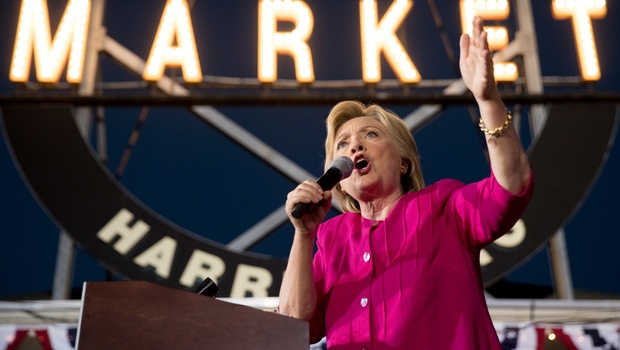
291, 156, 354, 219
196, 277, 219, 298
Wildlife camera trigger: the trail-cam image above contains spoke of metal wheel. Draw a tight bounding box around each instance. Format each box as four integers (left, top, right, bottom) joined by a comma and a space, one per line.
115, 107, 149, 179
426, 0, 460, 77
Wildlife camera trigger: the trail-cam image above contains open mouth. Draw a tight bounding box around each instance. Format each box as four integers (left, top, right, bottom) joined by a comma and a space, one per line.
355, 158, 369, 169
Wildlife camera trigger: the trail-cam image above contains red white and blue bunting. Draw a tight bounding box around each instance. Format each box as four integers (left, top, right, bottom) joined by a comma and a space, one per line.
1, 323, 618, 349
495, 322, 620, 350
0, 325, 76, 350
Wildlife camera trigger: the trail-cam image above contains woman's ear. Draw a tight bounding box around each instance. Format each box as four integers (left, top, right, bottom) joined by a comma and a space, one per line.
400, 160, 411, 175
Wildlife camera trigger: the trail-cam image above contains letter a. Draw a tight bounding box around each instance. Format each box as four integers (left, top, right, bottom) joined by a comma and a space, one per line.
143, 0, 202, 82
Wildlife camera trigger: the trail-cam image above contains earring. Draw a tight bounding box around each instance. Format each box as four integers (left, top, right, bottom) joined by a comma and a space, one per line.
341, 188, 347, 196
400, 165, 407, 175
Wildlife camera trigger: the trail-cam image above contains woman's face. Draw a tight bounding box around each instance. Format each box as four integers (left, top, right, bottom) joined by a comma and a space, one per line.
333, 116, 403, 202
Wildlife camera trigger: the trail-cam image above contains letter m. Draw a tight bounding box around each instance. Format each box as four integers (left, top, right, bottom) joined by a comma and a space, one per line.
10, 0, 91, 84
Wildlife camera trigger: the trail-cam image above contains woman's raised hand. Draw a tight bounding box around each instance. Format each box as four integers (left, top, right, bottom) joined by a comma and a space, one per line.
459, 16, 500, 103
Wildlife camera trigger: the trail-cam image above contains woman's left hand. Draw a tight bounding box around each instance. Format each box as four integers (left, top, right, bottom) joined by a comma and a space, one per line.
459, 16, 500, 103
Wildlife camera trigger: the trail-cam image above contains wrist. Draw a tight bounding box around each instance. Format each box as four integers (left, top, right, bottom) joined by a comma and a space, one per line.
295, 227, 317, 240
479, 108, 512, 138
476, 95, 504, 113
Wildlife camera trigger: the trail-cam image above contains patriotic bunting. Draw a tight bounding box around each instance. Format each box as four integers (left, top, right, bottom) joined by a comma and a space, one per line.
0, 323, 617, 349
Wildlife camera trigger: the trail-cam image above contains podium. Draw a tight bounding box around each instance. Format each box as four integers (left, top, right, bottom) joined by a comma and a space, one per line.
76, 281, 308, 349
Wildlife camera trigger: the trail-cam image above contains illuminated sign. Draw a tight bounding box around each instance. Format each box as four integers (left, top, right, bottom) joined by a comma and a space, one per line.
258, 0, 315, 83
9, 0, 608, 85
10, 0, 91, 83
552, 0, 606, 81
360, 0, 420, 83
143, 0, 202, 82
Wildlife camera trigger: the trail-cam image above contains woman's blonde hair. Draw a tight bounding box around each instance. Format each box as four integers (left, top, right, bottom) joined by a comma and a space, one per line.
324, 101, 425, 213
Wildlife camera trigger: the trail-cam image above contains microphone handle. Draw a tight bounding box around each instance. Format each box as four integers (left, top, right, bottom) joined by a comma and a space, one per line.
290, 168, 343, 219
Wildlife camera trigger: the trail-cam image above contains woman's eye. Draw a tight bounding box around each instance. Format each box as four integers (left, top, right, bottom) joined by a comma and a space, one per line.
337, 141, 347, 149
366, 131, 377, 138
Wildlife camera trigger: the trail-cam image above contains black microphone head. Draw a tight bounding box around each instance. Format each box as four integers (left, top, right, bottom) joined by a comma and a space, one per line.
331, 156, 354, 179
197, 277, 219, 298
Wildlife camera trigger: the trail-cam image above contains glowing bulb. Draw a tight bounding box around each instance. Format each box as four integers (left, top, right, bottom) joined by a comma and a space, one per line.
494, 62, 518, 81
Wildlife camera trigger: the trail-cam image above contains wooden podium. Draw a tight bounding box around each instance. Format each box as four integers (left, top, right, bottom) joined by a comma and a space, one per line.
76, 281, 308, 349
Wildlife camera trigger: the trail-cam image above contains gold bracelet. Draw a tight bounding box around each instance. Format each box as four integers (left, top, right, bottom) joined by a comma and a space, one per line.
479, 109, 512, 138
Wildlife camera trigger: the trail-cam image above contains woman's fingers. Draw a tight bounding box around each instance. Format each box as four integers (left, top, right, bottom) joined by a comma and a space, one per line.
287, 180, 323, 207
286, 180, 327, 222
